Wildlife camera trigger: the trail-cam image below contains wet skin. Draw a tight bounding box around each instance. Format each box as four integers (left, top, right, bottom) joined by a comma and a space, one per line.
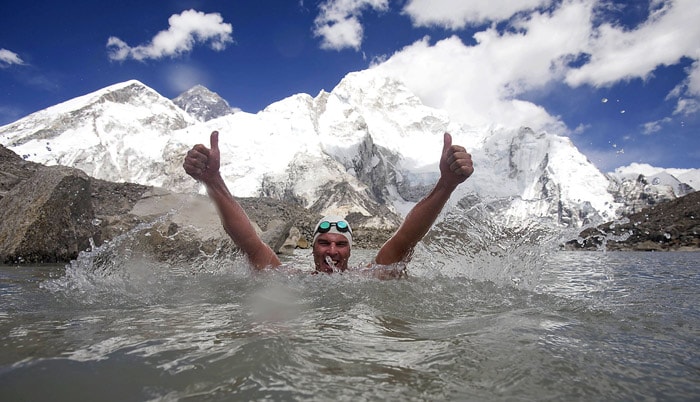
312, 233, 351, 273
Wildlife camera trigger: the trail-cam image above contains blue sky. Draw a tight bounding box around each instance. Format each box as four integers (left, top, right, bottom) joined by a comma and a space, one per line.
1, 0, 699, 172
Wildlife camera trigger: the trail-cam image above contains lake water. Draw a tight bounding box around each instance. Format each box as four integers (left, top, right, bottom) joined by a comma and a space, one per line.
1, 234, 699, 400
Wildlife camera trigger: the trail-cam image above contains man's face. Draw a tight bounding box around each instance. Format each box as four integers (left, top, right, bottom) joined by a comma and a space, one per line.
312, 232, 351, 273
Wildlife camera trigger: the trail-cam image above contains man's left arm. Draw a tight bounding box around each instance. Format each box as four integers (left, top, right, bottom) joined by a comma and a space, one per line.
374, 133, 473, 266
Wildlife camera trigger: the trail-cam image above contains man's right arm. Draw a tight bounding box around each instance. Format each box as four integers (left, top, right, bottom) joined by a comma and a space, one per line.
374, 133, 473, 266
183, 131, 281, 270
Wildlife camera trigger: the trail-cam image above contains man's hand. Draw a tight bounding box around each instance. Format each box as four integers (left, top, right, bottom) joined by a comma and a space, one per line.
439, 132, 474, 188
183, 131, 221, 184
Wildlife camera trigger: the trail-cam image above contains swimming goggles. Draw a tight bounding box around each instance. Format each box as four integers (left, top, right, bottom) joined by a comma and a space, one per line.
315, 220, 352, 234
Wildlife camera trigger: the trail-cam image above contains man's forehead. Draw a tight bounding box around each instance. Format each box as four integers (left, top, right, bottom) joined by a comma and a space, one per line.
316, 232, 350, 243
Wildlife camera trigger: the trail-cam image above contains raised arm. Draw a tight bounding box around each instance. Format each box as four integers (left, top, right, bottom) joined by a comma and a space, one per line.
374, 133, 473, 266
183, 131, 281, 270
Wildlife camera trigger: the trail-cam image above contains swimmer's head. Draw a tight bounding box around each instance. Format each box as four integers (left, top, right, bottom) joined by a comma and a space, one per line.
312, 216, 352, 247
312, 216, 352, 273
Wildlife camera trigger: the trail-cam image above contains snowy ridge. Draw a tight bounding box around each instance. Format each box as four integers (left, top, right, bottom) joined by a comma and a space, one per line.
1, 71, 698, 231
0, 80, 197, 185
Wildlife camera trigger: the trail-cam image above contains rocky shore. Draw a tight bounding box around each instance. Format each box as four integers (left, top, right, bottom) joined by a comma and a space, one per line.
0, 145, 395, 264
564, 190, 699, 251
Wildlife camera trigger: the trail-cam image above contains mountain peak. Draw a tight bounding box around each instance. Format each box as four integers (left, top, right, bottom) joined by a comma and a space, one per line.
172, 85, 236, 122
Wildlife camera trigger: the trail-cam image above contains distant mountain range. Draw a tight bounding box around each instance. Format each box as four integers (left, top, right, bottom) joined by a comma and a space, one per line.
1, 70, 698, 234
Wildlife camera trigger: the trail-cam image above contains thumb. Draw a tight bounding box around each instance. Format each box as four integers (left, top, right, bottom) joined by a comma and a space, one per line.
210, 131, 219, 152
442, 132, 452, 154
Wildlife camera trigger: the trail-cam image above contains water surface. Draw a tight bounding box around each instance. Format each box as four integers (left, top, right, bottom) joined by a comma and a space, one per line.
1, 248, 699, 401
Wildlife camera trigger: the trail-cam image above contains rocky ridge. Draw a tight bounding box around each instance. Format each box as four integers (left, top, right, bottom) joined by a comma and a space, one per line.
564, 190, 699, 251
0, 145, 377, 264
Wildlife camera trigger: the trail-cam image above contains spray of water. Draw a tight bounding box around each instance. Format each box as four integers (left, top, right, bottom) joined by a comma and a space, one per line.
325, 256, 340, 273
410, 197, 577, 291
40, 209, 247, 305
40, 190, 616, 303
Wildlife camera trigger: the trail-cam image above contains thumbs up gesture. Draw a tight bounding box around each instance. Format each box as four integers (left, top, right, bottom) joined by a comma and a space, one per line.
439, 132, 474, 188
183, 131, 222, 184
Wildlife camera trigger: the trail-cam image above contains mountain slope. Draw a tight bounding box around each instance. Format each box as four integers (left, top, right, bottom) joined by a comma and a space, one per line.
1, 71, 698, 233
0, 80, 197, 185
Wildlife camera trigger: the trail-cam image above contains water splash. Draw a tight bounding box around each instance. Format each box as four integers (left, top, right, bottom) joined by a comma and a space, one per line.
410, 198, 574, 290
40, 210, 246, 305
325, 256, 340, 273
39, 191, 616, 304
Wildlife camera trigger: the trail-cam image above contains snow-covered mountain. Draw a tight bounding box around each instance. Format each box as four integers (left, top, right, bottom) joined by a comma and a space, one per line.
606, 163, 699, 214
1, 71, 697, 232
0, 80, 197, 185
172, 85, 237, 122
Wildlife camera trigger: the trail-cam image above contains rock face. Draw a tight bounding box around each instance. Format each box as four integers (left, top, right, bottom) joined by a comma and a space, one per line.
0, 145, 149, 263
564, 191, 700, 251
0, 145, 381, 264
0, 166, 94, 262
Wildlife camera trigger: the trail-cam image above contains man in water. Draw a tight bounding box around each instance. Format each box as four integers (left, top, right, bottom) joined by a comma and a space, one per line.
183, 131, 473, 273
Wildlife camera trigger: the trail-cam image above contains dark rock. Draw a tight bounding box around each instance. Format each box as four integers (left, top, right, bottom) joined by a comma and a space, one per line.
0, 166, 95, 263
0, 144, 39, 200
0, 144, 394, 264
564, 191, 700, 251
0, 145, 150, 263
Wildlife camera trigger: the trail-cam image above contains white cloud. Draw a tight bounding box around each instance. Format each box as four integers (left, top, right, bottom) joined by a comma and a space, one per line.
164, 63, 211, 94
313, 0, 389, 51
565, 0, 700, 87
642, 117, 672, 134
402, 0, 553, 29
107, 9, 233, 61
362, 0, 700, 136
673, 98, 700, 115
371, 1, 594, 132
0, 48, 25, 67
686, 59, 700, 96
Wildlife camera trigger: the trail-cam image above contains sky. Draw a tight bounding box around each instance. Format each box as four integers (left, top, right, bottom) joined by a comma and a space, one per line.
1, 0, 699, 172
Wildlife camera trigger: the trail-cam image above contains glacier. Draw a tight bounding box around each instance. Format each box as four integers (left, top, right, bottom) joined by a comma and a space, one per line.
1, 69, 697, 233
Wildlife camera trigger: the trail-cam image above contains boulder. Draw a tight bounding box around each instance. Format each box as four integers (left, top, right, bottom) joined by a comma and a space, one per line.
125, 189, 325, 262
0, 166, 96, 263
